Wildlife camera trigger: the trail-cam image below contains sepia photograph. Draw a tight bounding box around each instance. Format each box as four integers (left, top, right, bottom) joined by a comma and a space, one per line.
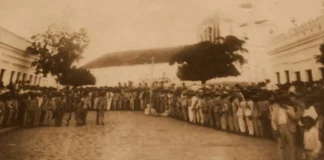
0, 0, 324, 159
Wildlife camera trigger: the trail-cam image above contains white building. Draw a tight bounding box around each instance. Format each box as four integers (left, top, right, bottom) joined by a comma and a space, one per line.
84, 12, 278, 87
0, 26, 55, 87
268, 14, 324, 84
197, 16, 272, 83
89, 63, 179, 87
82, 46, 188, 87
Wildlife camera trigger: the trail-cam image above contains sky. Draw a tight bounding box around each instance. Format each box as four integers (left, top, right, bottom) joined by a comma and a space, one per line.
0, 0, 323, 65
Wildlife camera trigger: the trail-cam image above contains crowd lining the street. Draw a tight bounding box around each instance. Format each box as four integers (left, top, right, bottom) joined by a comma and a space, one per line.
0, 79, 324, 160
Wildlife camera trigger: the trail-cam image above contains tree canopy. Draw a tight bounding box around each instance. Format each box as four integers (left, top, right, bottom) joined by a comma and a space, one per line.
26, 25, 90, 85
169, 35, 248, 84
60, 67, 96, 87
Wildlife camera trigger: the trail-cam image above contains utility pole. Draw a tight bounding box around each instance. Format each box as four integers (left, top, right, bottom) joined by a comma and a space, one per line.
149, 56, 154, 115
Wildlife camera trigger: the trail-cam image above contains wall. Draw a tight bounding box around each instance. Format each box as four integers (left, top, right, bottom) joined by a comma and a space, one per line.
90, 63, 180, 87
268, 14, 324, 84
0, 27, 56, 87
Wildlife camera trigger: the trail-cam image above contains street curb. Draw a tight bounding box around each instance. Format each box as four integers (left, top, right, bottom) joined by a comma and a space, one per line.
0, 126, 18, 135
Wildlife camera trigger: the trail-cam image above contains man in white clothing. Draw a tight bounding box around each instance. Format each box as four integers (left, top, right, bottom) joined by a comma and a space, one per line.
271, 94, 297, 160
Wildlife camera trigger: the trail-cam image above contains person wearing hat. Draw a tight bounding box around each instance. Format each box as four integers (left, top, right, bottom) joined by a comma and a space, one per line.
188, 91, 198, 124
167, 90, 176, 118
231, 93, 240, 133
43, 94, 55, 126
227, 94, 236, 133
175, 91, 182, 120
220, 92, 230, 131
111, 90, 118, 110
134, 90, 141, 111
122, 91, 129, 110
96, 91, 107, 125
180, 90, 189, 122
0, 92, 6, 127
244, 94, 254, 136
301, 116, 322, 160
271, 92, 297, 160
117, 92, 123, 110
289, 92, 306, 148
34, 93, 43, 127
207, 93, 215, 128
139, 90, 145, 110
197, 91, 207, 125
3, 93, 16, 127
74, 96, 84, 126
92, 90, 99, 111
129, 91, 135, 110
212, 92, 222, 130
26, 93, 38, 127
237, 95, 247, 134
55, 93, 66, 127
313, 101, 324, 146
251, 94, 263, 137
106, 89, 113, 111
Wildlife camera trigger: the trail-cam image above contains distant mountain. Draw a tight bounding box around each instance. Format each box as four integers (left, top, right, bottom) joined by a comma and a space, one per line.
81, 45, 189, 69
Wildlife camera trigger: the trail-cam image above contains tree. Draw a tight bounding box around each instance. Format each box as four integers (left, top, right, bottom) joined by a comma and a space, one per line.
316, 44, 324, 64
169, 35, 248, 84
60, 66, 96, 87
26, 24, 90, 85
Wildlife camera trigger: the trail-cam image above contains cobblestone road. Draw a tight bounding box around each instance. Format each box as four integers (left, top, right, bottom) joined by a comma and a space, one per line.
0, 111, 279, 160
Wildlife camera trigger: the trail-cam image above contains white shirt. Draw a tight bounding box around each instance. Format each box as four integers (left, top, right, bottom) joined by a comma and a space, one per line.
271, 103, 290, 131
244, 100, 253, 116
277, 107, 288, 125
37, 97, 43, 108
304, 127, 322, 154
237, 102, 245, 117
266, 83, 278, 91
288, 85, 296, 93
303, 106, 318, 121
191, 96, 198, 108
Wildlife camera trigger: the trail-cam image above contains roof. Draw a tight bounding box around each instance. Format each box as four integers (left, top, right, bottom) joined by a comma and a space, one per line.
0, 26, 31, 43
82, 45, 189, 69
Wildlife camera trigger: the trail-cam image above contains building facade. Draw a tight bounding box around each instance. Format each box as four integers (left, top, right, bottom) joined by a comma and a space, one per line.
197, 17, 272, 83
0, 27, 55, 87
268, 14, 324, 84
89, 63, 182, 87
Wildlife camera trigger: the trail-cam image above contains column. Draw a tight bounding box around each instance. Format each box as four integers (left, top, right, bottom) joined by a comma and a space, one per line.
38, 77, 41, 85
29, 75, 33, 85
34, 76, 37, 85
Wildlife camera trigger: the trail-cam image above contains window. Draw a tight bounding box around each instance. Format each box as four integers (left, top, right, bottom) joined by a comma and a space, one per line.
306, 69, 313, 82
10, 71, 15, 83
208, 27, 212, 42
295, 71, 301, 81
276, 72, 280, 84
0, 69, 5, 81
16, 72, 21, 83
285, 70, 290, 83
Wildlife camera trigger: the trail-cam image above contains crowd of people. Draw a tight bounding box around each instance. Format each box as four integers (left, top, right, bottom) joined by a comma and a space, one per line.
0, 79, 324, 160
144, 80, 324, 160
